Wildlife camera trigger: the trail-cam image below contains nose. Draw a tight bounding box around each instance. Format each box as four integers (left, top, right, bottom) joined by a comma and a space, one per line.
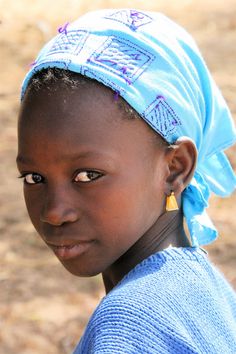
40, 186, 79, 226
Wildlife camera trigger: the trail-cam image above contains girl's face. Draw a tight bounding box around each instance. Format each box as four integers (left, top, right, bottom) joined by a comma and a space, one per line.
17, 81, 170, 277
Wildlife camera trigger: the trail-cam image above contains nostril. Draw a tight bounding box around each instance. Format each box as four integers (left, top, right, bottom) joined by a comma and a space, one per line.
40, 207, 79, 226
40, 214, 64, 226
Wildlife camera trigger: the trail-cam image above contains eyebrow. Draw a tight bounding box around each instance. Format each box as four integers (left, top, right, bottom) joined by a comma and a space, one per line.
16, 155, 32, 165
16, 150, 114, 165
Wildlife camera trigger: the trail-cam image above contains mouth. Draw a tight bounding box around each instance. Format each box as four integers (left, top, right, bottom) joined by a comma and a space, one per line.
46, 240, 94, 260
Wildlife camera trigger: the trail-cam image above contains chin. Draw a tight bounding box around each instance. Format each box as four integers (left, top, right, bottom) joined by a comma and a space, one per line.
59, 259, 103, 278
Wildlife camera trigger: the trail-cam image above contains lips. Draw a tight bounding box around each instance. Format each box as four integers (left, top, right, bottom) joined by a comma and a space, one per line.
46, 240, 94, 260
53, 244, 75, 249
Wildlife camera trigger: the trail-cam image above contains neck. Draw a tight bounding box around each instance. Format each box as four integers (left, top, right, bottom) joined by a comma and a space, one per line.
102, 209, 191, 294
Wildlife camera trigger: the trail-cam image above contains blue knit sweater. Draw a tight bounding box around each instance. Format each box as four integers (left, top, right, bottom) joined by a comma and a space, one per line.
74, 247, 236, 353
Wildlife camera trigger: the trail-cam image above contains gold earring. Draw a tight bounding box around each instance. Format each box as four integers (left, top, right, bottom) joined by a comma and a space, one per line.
166, 191, 179, 211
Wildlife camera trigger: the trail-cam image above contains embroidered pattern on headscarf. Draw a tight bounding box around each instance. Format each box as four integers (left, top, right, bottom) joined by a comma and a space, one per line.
58, 22, 70, 35
46, 30, 89, 57
104, 9, 153, 30
143, 96, 181, 138
87, 37, 155, 85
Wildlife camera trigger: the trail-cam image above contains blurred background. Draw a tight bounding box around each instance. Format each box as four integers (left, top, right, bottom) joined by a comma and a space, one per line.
0, 0, 236, 353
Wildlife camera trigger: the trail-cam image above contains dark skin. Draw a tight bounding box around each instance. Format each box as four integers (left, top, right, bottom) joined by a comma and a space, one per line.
17, 80, 197, 293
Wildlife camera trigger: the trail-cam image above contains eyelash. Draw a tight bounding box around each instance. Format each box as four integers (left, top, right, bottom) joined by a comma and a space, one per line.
74, 170, 103, 183
18, 172, 44, 185
18, 170, 104, 185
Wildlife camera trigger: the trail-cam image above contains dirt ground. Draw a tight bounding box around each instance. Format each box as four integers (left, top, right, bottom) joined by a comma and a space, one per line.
0, 0, 236, 353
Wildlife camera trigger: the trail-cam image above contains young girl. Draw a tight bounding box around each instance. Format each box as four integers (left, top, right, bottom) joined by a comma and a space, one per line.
17, 9, 236, 353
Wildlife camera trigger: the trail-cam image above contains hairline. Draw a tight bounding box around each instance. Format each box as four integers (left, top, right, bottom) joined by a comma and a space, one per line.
24, 67, 169, 149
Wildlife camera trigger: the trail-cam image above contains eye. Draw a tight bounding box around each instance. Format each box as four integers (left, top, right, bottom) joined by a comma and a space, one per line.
74, 171, 103, 183
19, 173, 44, 185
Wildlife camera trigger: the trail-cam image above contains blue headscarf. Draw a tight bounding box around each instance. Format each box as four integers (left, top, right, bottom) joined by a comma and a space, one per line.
21, 9, 236, 246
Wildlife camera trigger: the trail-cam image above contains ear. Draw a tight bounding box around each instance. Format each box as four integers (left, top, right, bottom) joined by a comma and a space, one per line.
165, 137, 197, 196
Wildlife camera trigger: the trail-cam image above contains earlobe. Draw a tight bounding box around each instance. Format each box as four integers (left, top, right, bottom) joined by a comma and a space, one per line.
165, 137, 197, 195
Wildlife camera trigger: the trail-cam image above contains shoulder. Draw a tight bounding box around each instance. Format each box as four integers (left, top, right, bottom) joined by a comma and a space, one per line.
74, 248, 236, 353
75, 262, 198, 353
76, 287, 192, 354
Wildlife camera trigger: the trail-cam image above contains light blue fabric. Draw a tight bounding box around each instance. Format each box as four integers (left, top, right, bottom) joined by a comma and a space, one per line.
21, 9, 236, 246
74, 247, 236, 353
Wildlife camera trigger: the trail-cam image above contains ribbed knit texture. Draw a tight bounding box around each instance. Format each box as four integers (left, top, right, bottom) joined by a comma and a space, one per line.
73, 247, 236, 353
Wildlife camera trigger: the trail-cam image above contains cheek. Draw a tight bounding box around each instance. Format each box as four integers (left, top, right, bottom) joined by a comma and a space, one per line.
24, 188, 42, 231
89, 175, 166, 245
122, 186, 165, 237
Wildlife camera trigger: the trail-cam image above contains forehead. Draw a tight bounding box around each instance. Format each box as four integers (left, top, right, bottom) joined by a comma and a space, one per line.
18, 79, 162, 161
20, 79, 117, 129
